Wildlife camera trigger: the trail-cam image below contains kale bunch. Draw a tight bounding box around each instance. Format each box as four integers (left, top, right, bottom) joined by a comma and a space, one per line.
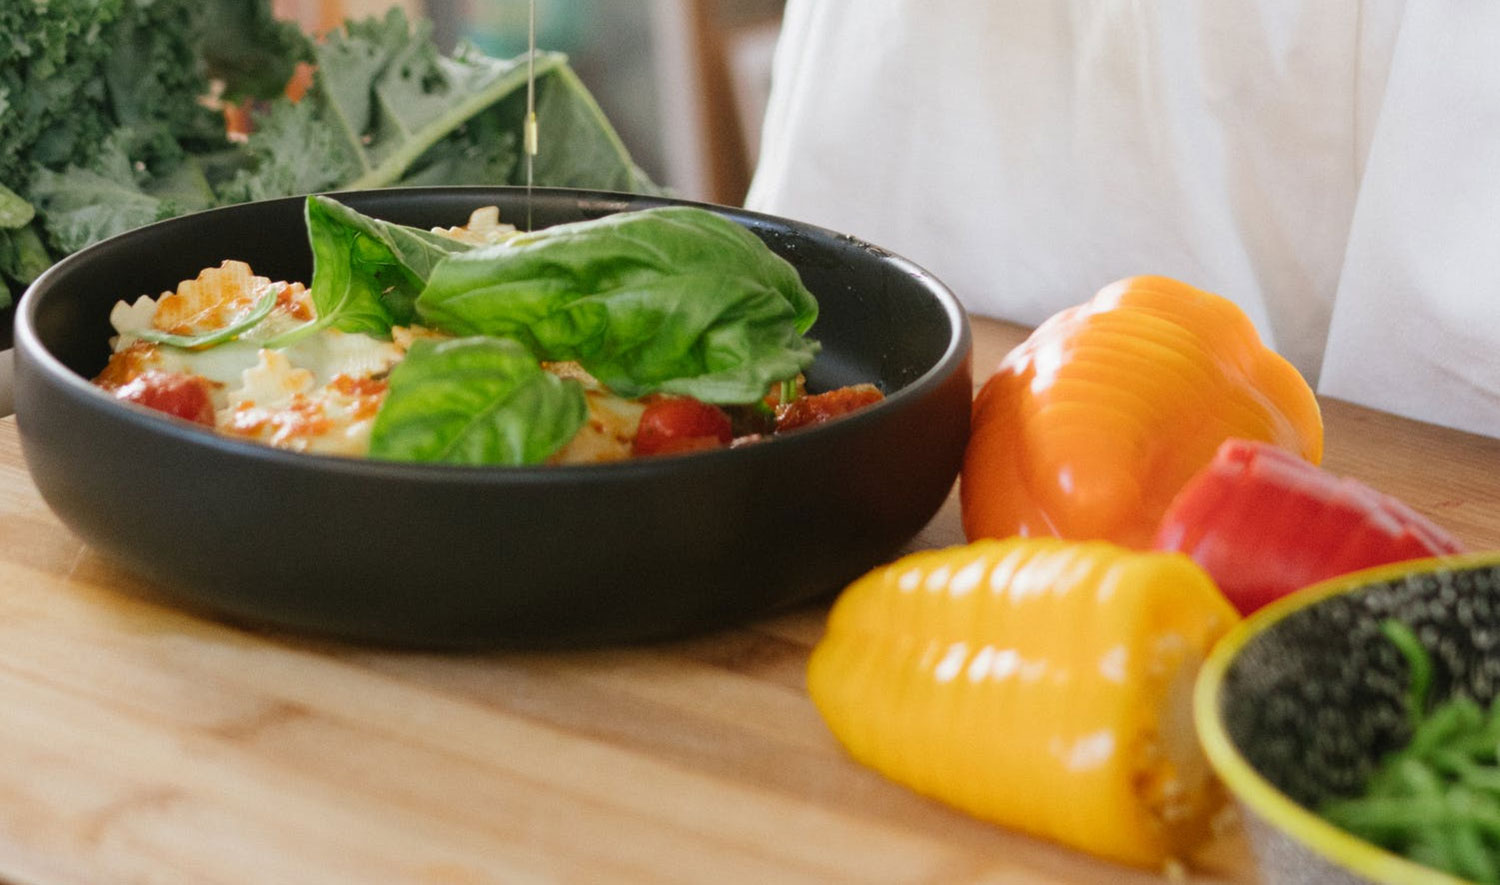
0, 0, 657, 311
1, 0, 302, 307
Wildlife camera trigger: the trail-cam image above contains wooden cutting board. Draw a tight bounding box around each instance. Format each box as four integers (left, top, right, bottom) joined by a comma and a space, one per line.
2, 316, 1498, 884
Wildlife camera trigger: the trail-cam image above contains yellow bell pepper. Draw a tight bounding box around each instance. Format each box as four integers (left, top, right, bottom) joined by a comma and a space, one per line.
961, 275, 1323, 548
807, 537, 1240, 869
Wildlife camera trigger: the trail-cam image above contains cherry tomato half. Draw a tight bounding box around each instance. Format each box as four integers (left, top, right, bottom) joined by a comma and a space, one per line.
113, 371, 217, 427
633, 396, 733, 456
775, 384, 884, 433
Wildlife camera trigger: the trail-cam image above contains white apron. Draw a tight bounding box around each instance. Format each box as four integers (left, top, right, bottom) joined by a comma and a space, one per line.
747, 0, 1500, 438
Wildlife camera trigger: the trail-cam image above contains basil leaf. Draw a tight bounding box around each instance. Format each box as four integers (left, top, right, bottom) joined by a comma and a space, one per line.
136, 283, 282, 350
414, 206, 820, 404
368, 336, 586, 466
266, 194, 471, 347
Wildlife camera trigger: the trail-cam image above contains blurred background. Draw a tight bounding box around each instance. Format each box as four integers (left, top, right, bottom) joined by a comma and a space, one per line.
271, 0, 785, 205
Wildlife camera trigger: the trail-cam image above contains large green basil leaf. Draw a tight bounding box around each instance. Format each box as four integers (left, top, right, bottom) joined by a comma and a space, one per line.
414, 206, 820, 403
267, 194, 472, 347
368, 336, 586, 466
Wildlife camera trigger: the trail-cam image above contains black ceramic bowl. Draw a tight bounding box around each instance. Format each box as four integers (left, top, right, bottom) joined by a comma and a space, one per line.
1197, 553, 1500, 884
13, 187, 971, 648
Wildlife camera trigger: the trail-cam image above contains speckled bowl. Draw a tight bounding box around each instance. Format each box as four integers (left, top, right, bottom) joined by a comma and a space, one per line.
1196, 552, 1500, 884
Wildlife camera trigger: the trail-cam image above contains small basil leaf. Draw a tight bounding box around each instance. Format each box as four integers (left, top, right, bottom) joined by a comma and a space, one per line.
368, 336, 586, 466
136, 283, 283, 350
266, 195, 473, 347
414, 206, 820, 403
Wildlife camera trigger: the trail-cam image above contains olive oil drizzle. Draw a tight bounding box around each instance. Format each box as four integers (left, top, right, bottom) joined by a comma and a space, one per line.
524, 0, 539, 231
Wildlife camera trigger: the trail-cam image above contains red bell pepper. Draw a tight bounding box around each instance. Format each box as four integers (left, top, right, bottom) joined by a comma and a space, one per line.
1151, 438, 1465, 615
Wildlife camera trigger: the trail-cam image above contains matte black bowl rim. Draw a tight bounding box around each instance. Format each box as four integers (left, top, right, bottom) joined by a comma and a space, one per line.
15, 187, 971, 485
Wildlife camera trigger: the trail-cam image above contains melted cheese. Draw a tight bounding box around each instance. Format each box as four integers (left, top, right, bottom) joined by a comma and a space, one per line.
430, 206, 520, 246
100, 260, 408, 450
151, 261, 311, 336
552, 388, 648, 463
99, 333, 406, 411
110, 261, 313, 344
219, 350, 388, 456
97, 254, 647, 462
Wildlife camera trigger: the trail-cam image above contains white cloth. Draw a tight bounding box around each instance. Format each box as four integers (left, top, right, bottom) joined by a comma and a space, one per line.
748, 0, 1500, 438
1320, 4, 1500, 437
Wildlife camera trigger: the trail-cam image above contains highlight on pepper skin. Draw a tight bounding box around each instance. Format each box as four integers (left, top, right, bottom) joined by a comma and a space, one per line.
807, 536, 1241, 870
1152, 437, 1465, 615
960, 275, 1323, 549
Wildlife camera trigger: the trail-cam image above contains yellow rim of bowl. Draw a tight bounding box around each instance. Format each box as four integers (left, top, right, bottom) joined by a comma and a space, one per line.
1195, 551, 1500, 885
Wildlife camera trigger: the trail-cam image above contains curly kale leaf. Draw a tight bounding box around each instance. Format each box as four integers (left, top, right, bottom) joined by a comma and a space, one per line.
27, 137, 168, 255
194, 0, 313, 101
228, 8, 660, 198
0, 1, 661, 308
0, 0, 128, 185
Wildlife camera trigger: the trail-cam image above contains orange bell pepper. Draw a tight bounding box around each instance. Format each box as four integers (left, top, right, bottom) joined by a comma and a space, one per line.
807, 537, 1240, 868
961, 275, 1323, 547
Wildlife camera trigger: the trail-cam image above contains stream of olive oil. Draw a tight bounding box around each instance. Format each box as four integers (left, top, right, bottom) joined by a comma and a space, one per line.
524, 0, 539, 231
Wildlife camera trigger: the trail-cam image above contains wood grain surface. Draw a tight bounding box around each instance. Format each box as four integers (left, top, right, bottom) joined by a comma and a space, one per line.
1, 316, 1497, 884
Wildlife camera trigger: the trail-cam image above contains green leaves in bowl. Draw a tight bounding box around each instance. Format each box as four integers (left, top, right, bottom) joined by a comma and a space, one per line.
369, 337, 586, 466
1320, 620, 1500, 883
415, 205, 820, 404
265, 195, 470, 347
281, 195, 822, 466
